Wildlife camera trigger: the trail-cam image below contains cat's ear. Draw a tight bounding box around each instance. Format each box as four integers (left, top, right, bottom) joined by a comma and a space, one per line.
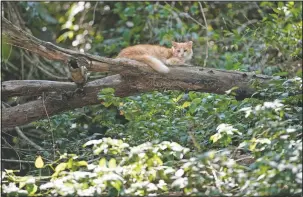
172, 41, 178, 48
187, 41, 193, 47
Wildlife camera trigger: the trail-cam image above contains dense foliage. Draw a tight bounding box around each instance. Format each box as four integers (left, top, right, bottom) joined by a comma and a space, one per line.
1, 1, 302, 196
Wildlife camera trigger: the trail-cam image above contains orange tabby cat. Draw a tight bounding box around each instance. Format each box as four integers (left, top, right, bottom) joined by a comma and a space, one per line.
117, 41, 193, 73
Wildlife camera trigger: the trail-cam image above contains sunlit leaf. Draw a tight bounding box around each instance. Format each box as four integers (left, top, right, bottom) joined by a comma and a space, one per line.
108, 158, 117, 168
35, 156, 44, 169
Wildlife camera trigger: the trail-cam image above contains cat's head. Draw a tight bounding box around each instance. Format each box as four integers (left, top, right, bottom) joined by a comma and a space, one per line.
171, 41, 193, 61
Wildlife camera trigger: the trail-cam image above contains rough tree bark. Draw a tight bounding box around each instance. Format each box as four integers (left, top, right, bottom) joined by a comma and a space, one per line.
1, 17, 272, 129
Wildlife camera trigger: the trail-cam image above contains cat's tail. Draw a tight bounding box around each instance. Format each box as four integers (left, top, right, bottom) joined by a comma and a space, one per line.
120, 55, 170, 73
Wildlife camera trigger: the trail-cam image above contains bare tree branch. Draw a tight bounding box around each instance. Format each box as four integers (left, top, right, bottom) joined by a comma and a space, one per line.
2, 17, 152, 74
198, 2, 209, 67
15, 126, 43, 150
2, 159, 35, 164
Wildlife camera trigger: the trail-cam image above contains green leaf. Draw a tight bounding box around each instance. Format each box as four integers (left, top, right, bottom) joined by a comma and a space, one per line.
56, 31, 74, 43
225, 86, 239, 95
77, 161, 88, 167
26, 184, 38, 195
173, 94, 183, 102
100, 88, 115, 95
35, 156, 44, 169
99, 158, 107, 167
108, 158, 117, 168
210, 133, 222, 143
110, 180, 122, 192
55, 163, 67, 173
188, 91, 197, 100
1, 41, 13, 60
124, 7, 135, 16
19, 181, 26, 189
273, 72, 288, 76
67, 158, 73, 169
249, 142, 257, 151
182, 101, 191, 108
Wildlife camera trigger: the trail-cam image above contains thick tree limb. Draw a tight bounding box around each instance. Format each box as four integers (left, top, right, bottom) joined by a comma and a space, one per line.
2, 67, 270, 99
1, 16, 273, 129
2, 75, 123, 129
2, 80, 77, 98
2, 69, 270, 128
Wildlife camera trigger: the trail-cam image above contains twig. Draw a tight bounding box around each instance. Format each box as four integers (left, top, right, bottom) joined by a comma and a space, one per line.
23, 52, 67, 80
36, 63, 68, 80
162, 3, 206, 29
2, 146, 42, 152
21, 50, 24, 80
235, 156, 254, 162
42, 92, 55, 160
157, 4, 183, 27
92, 2, 99, 25
4, 60, 19, 72
15, 126, 43, 150
2, 159, 35, 164
182, 12, 206, 29
187, 125, 202, 152
1, 104, 27, 170
207, 161, 222, 193
1, 137, 22, 170
198, 2, 209, 67
237, 19, 258, 34
42, 93, 52, 128
187, 130, 201, 151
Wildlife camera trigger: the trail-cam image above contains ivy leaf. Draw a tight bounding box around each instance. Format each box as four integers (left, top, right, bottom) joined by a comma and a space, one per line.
108, 158, 117, 168
35, 156, 44, 169
77, 161, 88, 167
55, 163, 67, 173
100, 88, 115, 95
175, 169, 184, 177
182, 101, 191, 108
99, 158, 107, 168
26, 184, 38, 195
225, 86, 239, 95
110, 180, 122, 192
210, 133, 222, 143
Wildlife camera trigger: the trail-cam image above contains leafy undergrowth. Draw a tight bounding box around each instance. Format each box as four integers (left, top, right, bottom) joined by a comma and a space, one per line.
2, 134, 302, 196
1, 77, 302, 196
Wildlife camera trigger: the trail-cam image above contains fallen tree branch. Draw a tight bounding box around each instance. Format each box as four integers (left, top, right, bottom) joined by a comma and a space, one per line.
2, 66, 271, 98
1, 16, 274, 129
2, 69, 270, 129
2, 75, 123, 129
2, 80, 77, 98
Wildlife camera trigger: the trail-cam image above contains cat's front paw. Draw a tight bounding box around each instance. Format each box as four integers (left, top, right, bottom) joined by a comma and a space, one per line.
166, 58, 185, 66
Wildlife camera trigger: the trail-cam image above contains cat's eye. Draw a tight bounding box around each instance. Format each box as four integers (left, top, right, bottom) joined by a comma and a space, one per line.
184, 49, 187, 52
